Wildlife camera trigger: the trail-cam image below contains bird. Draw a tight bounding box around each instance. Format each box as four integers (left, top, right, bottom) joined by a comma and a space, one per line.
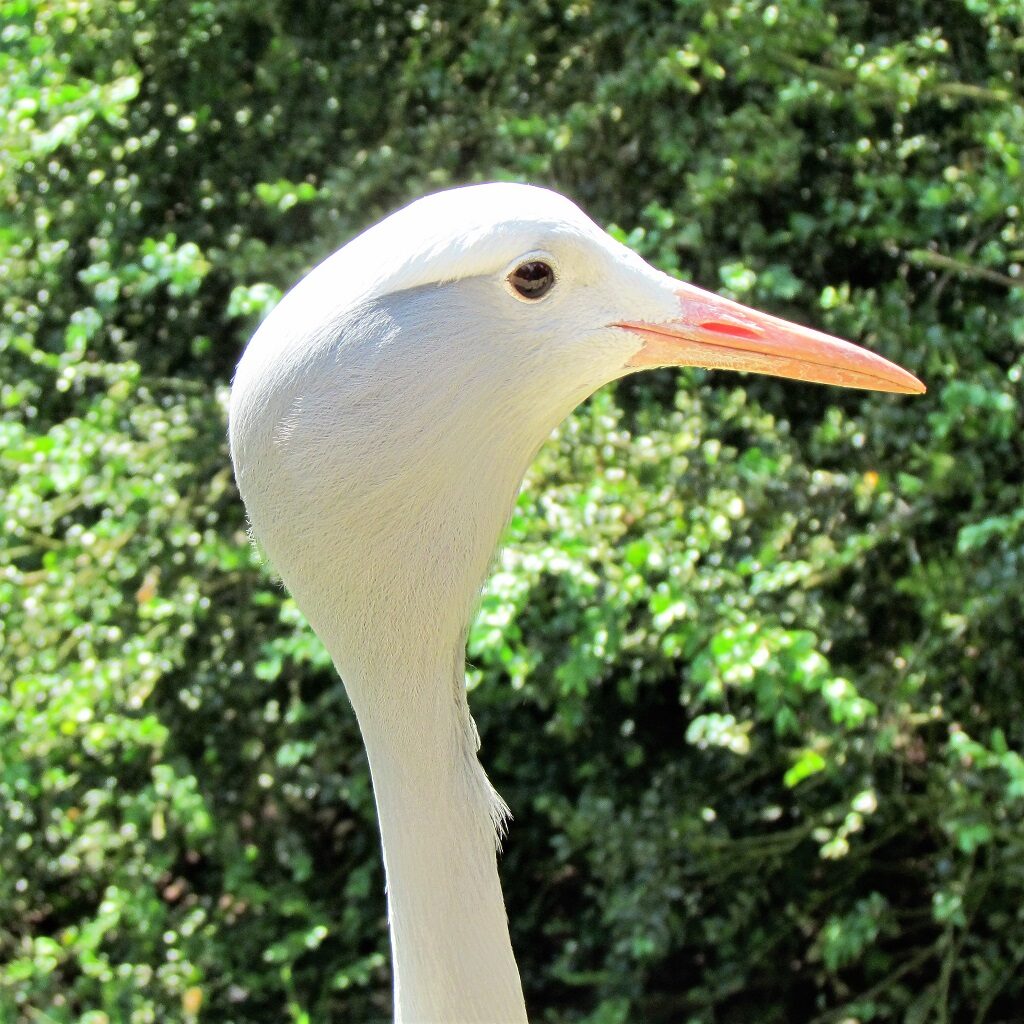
228, 183, 924, 1024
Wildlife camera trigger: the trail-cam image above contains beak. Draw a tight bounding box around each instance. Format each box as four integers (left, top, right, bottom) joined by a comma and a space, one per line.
617, 280, 925, 395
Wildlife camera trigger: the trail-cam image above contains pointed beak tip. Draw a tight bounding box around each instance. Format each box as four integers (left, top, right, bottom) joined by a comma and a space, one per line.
888, 368, 927, 396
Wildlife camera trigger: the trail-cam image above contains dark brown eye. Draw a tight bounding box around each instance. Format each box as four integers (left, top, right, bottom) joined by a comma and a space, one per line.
509, 260, 555, 299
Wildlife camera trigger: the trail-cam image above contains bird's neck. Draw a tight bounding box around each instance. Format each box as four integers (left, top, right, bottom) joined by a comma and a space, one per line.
236, 345, 569, 1021
348, 653, 527, 1024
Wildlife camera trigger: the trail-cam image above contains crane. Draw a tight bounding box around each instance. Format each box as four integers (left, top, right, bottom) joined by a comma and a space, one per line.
228, 183, 923, 1023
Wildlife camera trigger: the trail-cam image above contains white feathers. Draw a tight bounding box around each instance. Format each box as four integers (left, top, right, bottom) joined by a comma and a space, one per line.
229, 183, 681, 1023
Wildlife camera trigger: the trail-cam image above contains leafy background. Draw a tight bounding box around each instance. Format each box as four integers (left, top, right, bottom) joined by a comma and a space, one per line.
2, 0, 1023, 1021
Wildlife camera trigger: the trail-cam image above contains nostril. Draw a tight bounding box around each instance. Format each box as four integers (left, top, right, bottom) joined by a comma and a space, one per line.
699, 320, 763, 341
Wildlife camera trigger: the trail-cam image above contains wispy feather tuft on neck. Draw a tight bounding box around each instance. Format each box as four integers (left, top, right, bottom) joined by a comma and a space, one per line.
453, 663, 512, 849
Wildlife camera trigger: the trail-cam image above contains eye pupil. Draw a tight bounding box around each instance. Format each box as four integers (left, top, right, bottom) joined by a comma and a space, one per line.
510, 260, 555, 299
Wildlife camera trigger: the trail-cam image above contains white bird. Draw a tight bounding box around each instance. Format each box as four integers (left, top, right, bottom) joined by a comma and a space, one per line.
228, 183, 923, 1024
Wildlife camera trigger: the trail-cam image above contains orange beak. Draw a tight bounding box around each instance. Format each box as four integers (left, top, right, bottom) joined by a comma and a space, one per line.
618, 281, 925, 395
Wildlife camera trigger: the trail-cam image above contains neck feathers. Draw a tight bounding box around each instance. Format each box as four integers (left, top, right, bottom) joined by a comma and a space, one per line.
351, 656, 526, 1023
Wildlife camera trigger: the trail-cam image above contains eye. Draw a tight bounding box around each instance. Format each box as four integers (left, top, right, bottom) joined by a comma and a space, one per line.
508, 260, 555, 300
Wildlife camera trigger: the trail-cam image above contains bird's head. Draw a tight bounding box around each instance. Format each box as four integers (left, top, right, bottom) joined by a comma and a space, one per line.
229, 183, 922, 681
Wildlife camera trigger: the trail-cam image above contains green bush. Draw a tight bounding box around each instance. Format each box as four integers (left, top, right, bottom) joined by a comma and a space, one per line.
2, 0, 1022, 1021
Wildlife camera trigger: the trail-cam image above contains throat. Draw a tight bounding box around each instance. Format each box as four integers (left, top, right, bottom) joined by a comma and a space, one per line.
352, 661, 527, 1024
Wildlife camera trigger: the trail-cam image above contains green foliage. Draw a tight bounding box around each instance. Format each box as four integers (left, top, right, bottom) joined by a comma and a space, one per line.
2, 0, 1023, 1022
